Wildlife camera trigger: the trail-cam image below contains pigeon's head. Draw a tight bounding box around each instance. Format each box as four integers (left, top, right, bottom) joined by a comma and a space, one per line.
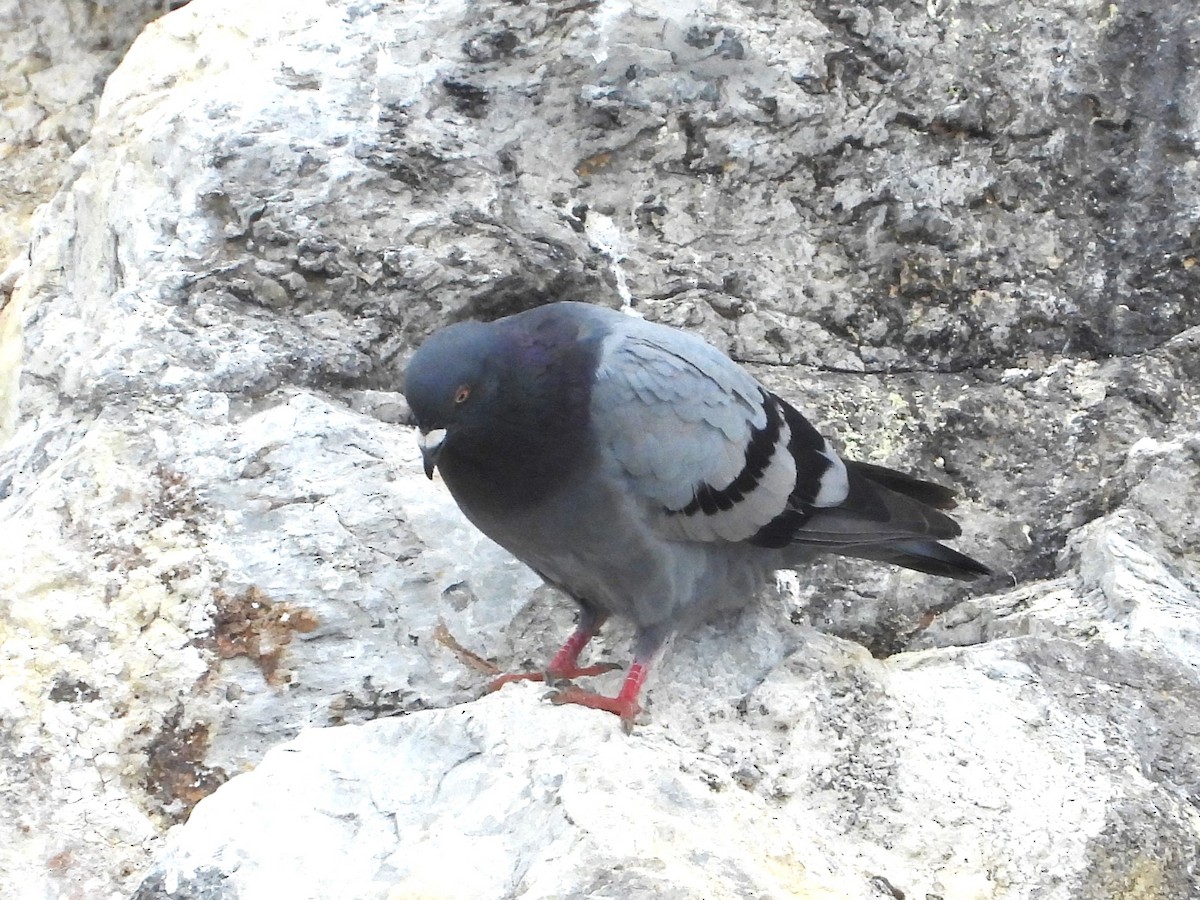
404, 320, 505, 479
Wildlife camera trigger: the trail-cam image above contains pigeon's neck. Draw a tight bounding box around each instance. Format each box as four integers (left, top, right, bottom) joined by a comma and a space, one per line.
443, 413, 589, 511
441, 322, 599, 514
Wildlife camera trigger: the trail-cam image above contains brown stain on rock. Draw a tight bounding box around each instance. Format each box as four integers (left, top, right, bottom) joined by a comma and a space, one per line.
143, 710, 228, 823
210, 585, 320, 685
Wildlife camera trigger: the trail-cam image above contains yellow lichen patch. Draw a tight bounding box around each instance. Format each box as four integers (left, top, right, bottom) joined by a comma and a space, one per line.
760, 852, 859, 899
1100, 854, 1170, 900
575, 150, 614, 178
0, 272, 24, 439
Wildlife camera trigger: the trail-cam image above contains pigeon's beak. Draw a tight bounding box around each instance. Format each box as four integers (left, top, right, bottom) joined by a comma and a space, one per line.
418, 428, 447, 479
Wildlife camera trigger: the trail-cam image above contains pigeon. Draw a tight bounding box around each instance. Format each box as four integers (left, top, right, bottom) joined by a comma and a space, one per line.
404, 301, 989, 727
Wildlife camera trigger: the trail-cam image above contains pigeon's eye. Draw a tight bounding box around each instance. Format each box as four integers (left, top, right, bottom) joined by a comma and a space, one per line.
454, 385, 471, 404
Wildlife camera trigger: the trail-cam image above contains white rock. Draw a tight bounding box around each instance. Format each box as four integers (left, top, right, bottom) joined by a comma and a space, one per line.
143, 610, 1200, 899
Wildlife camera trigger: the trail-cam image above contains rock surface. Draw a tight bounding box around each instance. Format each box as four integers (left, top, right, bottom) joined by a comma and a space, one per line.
0, 0, 1197, 897
0, 0, 179, 266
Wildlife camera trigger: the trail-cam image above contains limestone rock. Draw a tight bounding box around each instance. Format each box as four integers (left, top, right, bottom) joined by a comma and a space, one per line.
139, 537, 1200, 899
0, 0, 177, 265
0, 0, 1197, 896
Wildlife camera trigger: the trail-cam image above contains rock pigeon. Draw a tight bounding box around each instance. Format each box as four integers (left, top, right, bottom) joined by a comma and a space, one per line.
404, 301, 989, 727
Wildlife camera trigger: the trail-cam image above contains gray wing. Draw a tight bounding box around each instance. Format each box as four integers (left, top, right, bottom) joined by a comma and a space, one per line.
589, 316, 801, 543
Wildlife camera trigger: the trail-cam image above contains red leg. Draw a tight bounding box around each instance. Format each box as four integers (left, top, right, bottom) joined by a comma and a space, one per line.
546, 625, 668, 732
545, 616, 617, 678
486, 608, 617, 693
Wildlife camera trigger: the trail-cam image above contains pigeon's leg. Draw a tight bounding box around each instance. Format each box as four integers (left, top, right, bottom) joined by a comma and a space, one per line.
486, 603, 618, 692
548, 625, 668, 731
545, 607, 619, 679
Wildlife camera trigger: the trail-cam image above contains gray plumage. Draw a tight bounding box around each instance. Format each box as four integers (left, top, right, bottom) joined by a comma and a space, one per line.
404, 301, 989, 725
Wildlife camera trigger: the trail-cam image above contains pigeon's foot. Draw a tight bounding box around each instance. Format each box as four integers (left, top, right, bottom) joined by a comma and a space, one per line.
487, 609, 617, 693
486, 661, 620, 693
485, 670, 541, 692
547, 660, 649, 732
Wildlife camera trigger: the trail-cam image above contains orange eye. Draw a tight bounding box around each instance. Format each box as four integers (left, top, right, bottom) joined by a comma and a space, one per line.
454, 385, 471, 404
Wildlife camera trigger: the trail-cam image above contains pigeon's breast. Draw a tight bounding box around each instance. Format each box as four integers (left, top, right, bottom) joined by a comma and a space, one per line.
449, 457, 776, 632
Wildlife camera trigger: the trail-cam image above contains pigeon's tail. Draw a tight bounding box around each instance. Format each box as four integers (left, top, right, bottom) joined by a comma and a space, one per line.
844, 461, 990, 579
843, 461, 959, 510
832, 538, 992, 581
782, 460, 992, 581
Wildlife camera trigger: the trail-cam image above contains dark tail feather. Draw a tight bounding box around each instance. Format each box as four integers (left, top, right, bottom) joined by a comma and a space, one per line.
777, 452, 990, 581
838, 539, 992, 581
845, 461, 959, 510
